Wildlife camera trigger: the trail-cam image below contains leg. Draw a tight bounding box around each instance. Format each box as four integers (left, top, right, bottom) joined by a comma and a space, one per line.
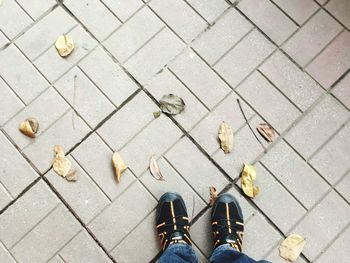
157, 192, 199, 263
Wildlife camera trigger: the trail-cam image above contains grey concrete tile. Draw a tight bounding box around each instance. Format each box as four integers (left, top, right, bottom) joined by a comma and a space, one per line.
16, 7, 77, 61
165, 137, 229, 202
214, 29, 275, 88
149, 0, 208, 42
0, 132, 38, 198
283, 10, 342, 67
260, 50, 324, 111
272, 0, 319, 24
192, 8, 253, 65
187, 0, 229, 23
170, 49, 231, 110
332, 72, 350, 109
261, 140, 329, 209
264, 244, 307, 263
326, 0, 350, 29
336, 173, 350, 202
104, 6, 164, 63
146, 69, 209, 131
0, 242, 16, 263
11, 204, 81, 263
71, 133, 136, 201
0, 44, 49, 104
236, 71, 301, 132
306, 31, 350, 89
0, 180, 60, 248
285, 95, 349, 159
0, 31, 9, 48
88, 181, 157, 251
310, 124, 350, 184
101, 0, 143, 22
0, 185, 12, 211
16, 0, 56, 20
60, 231, 112, 263
124, 28, 184, 85
238, 0, 297, 45
190, 209, 213, 257
64, 0, 121, 41
48, 255, 65, 263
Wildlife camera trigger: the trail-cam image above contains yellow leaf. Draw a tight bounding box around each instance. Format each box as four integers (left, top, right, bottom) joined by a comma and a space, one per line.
19, 118, 39, 138
241, 164, 259, 198
55, 35, 74, 57
218, 122, 233, 153
52, 145, 71, 177
149, 155, 164, 180
279, 234, 306, 262
112, 152, 127, 183
209, 186, 218, 206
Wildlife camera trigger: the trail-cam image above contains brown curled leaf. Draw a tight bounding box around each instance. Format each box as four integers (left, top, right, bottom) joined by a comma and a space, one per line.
209, 186, 218, 206
19, 118, 39, 138
112, 152, 127, 183
66, 170, 78, 182
52, 145, 71, 177
241, 164, 259, 198
149, 155, 164, 181
279, 234, 306, 262
55, 35, 74, 57
256, 123, 275, 142
159, 94, 185, 115
218, 122, 234, 153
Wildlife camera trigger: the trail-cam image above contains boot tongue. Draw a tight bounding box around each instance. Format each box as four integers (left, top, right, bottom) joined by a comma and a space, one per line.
170, 231, 184, 241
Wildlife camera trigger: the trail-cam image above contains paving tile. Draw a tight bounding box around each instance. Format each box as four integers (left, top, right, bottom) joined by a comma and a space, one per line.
0, 44, 49, 104
111, 212, 159, 262
0, 180, 60, 248
283, 10, 342, 67
0, 132, 38, 198
310, 124, 350, 184
0, 242, 16, 263
0, 78, 24, 126
170, 49, 231, 109
236, 71, 301, 132
165, 137, 228, 201
89, 181, 157, 251
332, 73, 350, 109
64, 0, 121, 41
149, 0, 208, 42
11, 204, 81, 263
192, 8, 253, 65
48, 255, 65, 263
261, 140, 329, 209
46, 157, 110, 223
0, 0, 32, 39
120, 115, 182, 176
336, 173, 350, 202
72, 133, 136, 201
260, 51, 324, 111
306, 31, 350, 88
214, 29, 275, 88
326, 0, 350, 29
124, 28, 184, 85
271, 0, 319, 24
59, 231, 112, 263
54, 67, 115, 128
190, 93, 254, 155
97, 91, 158, 151
3, 88, 69, 150
238, 0, 297, 45
16, 0, 56, 20
140, 157, 207, 218
101, 0, 143, 22
285, 95, 349, 159
292, 190, 350, 261
186, 0, 229, 23
264, 244, 307, 263
34, 26, 97, 83
190, 209, 213, 257
16, 7, 77, 61
104, 7, 164, 63
22, 110, 91, 173
0, 184, 12, 210
0, 31, 9, 48
146, 69, 209, 131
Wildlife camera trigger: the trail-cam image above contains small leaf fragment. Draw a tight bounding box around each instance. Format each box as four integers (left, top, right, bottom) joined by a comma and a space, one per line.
209, 186, 218, 206
159, 94, 185, 115
256, 123, 275, 142
66, 170, 78, 182
241, 164, 259, 198
149, 155, 164, 181
279, 234, 306, 262
153, 111, 161, 119
55, 35, 74, 57
218, 122, 234, 153
52, 145, 71, 177
112, 152, 127, 183
19, 118, 39, 138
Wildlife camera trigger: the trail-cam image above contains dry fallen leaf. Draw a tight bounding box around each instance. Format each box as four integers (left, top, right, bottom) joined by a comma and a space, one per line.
55, 35, 74, 57
218, 122, 233, 153
149, 155, 164, 181
256, 123, 275, 142
112, 152, 127, 183
52, 145, 71, 177
153, 111, 161, 119
209, 186, 218, 206
19, 118, 39, 138
279, 234, 306, 262
241, 164, 259, 198
66, 170, 78, 182
159, 94, 185, 115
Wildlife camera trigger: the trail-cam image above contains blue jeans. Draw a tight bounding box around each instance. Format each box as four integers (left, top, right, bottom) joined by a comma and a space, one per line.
159, 244, 271, 263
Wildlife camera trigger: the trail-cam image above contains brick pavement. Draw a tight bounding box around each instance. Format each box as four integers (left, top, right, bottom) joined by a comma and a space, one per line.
0, 0, 349, 262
